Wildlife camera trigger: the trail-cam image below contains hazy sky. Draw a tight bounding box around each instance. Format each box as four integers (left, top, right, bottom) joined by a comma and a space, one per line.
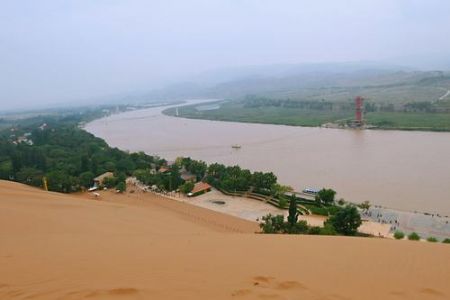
1, 0, 450, 110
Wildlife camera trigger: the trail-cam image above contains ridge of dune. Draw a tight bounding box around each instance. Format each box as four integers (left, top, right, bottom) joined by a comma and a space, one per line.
1, 180, 450, 300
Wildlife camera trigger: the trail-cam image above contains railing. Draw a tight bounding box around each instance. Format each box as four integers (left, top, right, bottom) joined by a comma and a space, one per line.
216, 187, 311, 215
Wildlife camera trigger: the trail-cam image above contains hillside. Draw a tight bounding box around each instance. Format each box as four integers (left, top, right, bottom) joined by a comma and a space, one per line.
149, 63, 450, 105
1, 180, 450, 299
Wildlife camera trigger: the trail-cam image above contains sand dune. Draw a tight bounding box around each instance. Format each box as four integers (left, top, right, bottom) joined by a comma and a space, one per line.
1, 180, 450, 300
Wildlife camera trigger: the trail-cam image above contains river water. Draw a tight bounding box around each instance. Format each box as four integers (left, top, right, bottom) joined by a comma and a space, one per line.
85, 102, 450, 215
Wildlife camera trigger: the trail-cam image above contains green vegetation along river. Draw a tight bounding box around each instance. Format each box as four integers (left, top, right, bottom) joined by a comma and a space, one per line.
164, 99, 450, 131
85, 101, 450, 216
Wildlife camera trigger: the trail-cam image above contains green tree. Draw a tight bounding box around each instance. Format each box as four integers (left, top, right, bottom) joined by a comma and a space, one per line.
180, 181, 195, 194
259, 214, 285, 234
358, 200, 371, 211
287, 196, 299, 226
308, 226, 321, 235
103, 176, 118, 188
46, 170, 79, 193
79, 171, 95, 188
270, 183, 293, 199
427, 237, 438, 243
315, 188, 336, 206
116, 181, 126, 193
116, 158, 136, 174
288, 220, 308, 234
187, 160, 207, 181
16, 167, 44, 187
326, 205, 361, 236
252, 171, 277, 191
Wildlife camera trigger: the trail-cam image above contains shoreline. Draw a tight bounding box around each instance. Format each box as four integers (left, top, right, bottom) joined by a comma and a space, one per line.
125, 178, 449, 240
82, 102, 450, 238
162, 100, 450, 133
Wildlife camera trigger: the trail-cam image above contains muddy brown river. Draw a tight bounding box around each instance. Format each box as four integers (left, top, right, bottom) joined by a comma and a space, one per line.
85, 102, 450, 215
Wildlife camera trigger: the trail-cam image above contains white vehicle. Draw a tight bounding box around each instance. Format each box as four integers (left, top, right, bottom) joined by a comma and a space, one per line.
303, 188, 320, 195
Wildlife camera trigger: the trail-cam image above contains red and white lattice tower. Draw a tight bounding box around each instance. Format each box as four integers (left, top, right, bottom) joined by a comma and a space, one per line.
355, 96, 364, 124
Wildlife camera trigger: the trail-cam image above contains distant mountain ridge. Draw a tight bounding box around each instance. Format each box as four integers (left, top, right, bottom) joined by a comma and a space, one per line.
146, 62, 450, 104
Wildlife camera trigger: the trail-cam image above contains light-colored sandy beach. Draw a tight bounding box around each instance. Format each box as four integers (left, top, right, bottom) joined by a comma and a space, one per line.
1, 180, 450, 300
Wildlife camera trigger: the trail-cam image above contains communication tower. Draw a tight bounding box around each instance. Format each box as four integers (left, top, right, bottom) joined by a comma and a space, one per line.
354, 96, 364, 126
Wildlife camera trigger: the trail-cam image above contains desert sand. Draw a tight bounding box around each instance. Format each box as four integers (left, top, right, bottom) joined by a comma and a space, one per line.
1, 180, 450, 300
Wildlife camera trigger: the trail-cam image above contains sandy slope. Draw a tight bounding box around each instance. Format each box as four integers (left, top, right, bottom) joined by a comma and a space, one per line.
1, 181, 449, 300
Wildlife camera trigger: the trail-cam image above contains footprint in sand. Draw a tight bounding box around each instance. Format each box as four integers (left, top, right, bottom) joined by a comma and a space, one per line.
253, 276, 275, 284
232, 289, 253, 297
83, 287, 140, 298
420, 288, 445, 297
275, 280, 306, 290
389, 290, 406, 297
257, 294, 284, 299
108, 288, 139, 296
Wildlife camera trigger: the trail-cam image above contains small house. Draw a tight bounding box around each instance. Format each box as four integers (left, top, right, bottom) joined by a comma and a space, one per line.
94, 172, 114, 186
188, 182, 212, 197
180, 171, 197, 183
158, 166, 170, 173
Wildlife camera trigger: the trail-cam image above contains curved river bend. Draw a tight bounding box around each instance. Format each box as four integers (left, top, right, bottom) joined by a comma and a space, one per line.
85, 103, 450, 215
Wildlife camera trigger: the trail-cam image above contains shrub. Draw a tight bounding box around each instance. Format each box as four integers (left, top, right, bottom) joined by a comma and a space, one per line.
103, 176, 118, 188
180, 181, 194, 194
259, 214, 285, 234
426, 237, 438, 243
278, 198, 288, 209
408, 232, 421, 241
393, 231, 405, 240
286, 220, 309, 234
319, 224, 337, 236
115, 181, 126, 193
442, 238, 450, 244
309, 206, 329, 216
326, 205, 342, 216
308, 226, 321, 235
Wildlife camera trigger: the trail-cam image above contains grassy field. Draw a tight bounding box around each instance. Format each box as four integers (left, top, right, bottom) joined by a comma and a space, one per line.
365, 112, 450, 131
165, 101, 352, 127
165, 101, 450, 131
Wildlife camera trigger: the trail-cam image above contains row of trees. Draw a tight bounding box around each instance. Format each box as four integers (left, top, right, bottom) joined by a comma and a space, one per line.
205, 163, 278, 193
243, 95, 334, 111
242, 95, 449, 115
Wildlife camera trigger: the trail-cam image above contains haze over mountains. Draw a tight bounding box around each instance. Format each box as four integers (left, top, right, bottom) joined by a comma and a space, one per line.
2, 1, 450, 110
145, 62, 450, 104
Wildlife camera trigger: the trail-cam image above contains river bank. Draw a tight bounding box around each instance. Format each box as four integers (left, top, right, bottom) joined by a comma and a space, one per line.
127, 177, 450, 240
84, 101, 450, 217
163, 100, 450, 132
